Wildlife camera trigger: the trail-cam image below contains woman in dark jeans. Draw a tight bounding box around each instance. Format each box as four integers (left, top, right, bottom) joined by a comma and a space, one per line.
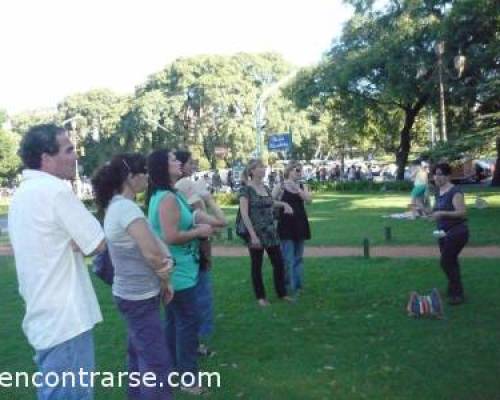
272, 161, 312, 294
92, 154, 174, 399
431, 162, 469, 305
239, 159, 294, 307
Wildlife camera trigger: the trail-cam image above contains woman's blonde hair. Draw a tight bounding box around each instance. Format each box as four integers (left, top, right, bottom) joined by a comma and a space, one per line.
284, 161, 302, 179
241, 159, 264, 183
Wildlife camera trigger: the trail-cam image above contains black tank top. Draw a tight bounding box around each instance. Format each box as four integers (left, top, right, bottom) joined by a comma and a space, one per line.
277, 187, 311, 241
434, 186, 467, 231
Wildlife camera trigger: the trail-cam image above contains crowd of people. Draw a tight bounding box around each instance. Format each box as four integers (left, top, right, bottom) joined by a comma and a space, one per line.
7, 123, 470, 399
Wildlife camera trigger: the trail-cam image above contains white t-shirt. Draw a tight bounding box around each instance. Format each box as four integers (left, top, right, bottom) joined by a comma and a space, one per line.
8, 170, 104, 351
175, 177, 208, 208
104, 195, 161, 300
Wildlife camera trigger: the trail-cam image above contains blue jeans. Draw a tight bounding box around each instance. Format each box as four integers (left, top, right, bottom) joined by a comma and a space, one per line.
115, 295, 172, 400
34, 329, 94, 400
197, 270, 214, 339
165, 285, 199, 377
281, 240, 305, 292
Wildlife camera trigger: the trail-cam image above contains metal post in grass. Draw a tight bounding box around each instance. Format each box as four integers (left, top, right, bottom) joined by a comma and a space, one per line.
384, 226, 392, 242
227, 227, 233, 241
363, 238, 370, 258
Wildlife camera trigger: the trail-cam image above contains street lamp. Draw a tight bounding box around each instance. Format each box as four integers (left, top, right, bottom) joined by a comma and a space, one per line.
62, 115, 86, 196
434, 41, 466, 143
254, 70, 298, 158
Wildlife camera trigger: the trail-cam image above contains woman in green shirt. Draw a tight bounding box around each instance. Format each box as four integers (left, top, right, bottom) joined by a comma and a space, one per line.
147, 149, 226, 395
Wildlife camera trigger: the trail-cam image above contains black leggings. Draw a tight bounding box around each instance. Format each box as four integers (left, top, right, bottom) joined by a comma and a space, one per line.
248, 245, 287, 300
438, 224, 469, 298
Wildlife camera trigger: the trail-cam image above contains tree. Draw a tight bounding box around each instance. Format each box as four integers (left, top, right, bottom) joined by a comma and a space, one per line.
56, 89, 129, 174
0, 110, 20, 186
136, 53, 305, 167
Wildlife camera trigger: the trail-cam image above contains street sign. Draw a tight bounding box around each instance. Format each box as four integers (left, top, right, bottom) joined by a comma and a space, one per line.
268, 133, 292, 152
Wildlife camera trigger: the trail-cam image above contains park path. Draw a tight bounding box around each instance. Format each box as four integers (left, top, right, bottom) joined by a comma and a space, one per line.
2, 244, 500, 258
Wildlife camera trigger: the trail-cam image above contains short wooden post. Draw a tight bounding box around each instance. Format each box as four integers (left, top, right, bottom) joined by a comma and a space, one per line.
384, 226, 392, 241
363, 238, 370, 258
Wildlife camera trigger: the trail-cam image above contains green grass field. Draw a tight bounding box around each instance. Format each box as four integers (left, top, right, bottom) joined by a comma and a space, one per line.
214, 188, 500, 247
1, 256, 499, 399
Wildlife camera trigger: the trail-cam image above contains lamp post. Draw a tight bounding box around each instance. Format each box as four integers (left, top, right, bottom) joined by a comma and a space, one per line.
62, 115, 86, 196
434, 41, 467, 143
254, 70, 298, 158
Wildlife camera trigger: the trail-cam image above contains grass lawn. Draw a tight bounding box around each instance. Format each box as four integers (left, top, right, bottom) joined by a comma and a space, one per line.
214, 188, 500, 247
1, 255, 499, 399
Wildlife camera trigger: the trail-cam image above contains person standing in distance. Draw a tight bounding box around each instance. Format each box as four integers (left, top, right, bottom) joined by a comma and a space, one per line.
8, 124, 106, 400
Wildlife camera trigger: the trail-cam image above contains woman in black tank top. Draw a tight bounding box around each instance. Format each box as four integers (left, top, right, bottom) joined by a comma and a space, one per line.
272, 162, 312, 294
431, 163, 469, 305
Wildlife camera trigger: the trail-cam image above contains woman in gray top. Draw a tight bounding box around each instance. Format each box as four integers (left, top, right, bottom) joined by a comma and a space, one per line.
92, 153, 174, 399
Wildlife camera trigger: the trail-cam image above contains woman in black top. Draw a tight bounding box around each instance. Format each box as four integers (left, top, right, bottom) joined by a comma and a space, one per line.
431, 163, 469, 305
273, 161, 312, 293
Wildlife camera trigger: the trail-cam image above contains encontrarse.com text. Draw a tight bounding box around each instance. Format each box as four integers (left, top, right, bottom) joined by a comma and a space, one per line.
0, 370, 221, 389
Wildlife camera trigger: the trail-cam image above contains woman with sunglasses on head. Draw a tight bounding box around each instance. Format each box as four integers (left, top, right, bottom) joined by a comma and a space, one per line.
147, 149, 226, 395
175, 150, 227, 357
239, 159, 294, 307
430, 162, 469, 305
272, 161, 312, 294
92, 154, 174, 399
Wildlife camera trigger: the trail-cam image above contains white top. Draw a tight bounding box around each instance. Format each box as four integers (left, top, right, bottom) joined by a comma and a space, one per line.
104, 195, 144, 247
8, 170, 104, 351
175, 177, 208, 207
104, 195, 161, 300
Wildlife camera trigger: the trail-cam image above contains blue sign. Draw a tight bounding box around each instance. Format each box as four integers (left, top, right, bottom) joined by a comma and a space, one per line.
268, 133, 292, 151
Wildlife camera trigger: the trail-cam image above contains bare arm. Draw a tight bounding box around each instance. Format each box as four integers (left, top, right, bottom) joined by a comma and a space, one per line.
160, 195, 212, 245
127, 218, 173, 282
239, 196, 257, 240
298, 184, 312, 203
271, 184, 284, 200
196, 194, 227, 227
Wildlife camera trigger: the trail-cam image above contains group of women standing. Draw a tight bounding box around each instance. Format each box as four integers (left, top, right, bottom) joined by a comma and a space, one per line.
92, 149, 226, 398
238, 159, 312, 307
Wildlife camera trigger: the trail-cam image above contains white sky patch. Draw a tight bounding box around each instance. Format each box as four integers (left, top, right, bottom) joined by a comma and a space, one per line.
0, 0, 353, 114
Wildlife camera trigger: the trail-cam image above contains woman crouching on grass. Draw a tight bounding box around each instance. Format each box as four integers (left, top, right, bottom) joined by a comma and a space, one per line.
147, 149, 226, 395
92, 153, 174, 400
239, 159, 294, 307
430, 162, 469, 305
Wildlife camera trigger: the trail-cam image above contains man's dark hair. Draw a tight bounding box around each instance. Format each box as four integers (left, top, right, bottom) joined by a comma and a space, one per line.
19, 124, 66, 169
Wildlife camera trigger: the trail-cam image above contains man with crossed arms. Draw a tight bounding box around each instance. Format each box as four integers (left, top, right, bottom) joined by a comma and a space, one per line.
9, 124, 105, 399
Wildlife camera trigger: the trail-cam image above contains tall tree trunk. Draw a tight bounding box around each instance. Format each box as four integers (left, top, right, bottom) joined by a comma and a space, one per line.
492, 136, 500, 186
395, 110, 417, 181
395, 96, 429, 180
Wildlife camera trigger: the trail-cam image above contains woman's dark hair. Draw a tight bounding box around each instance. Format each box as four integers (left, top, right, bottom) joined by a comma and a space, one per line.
91, 153, 146, 213
146, 149, 176, 208
19, 124, 65, 169
175, 150, 192, 167
433, 162, 452, 176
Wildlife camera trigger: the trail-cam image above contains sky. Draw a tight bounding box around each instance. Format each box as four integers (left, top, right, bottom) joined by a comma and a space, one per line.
0, 0, 353, 115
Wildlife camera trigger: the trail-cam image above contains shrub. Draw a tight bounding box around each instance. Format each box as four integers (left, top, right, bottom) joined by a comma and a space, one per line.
213, 191, 238, 206
308, 180, 412, 193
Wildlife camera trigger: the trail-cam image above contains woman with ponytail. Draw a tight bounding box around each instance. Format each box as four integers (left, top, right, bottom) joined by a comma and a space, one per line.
92, 153, 174, 399
147, 149, 225, 395
239, 159, 293, 307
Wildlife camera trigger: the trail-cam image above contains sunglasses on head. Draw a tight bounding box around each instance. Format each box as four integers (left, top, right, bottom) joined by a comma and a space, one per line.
122, 159, 147, 175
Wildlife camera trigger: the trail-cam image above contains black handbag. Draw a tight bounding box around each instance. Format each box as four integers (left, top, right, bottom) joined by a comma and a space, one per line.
235, 209, 249, 240
92, 248, 114, 285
